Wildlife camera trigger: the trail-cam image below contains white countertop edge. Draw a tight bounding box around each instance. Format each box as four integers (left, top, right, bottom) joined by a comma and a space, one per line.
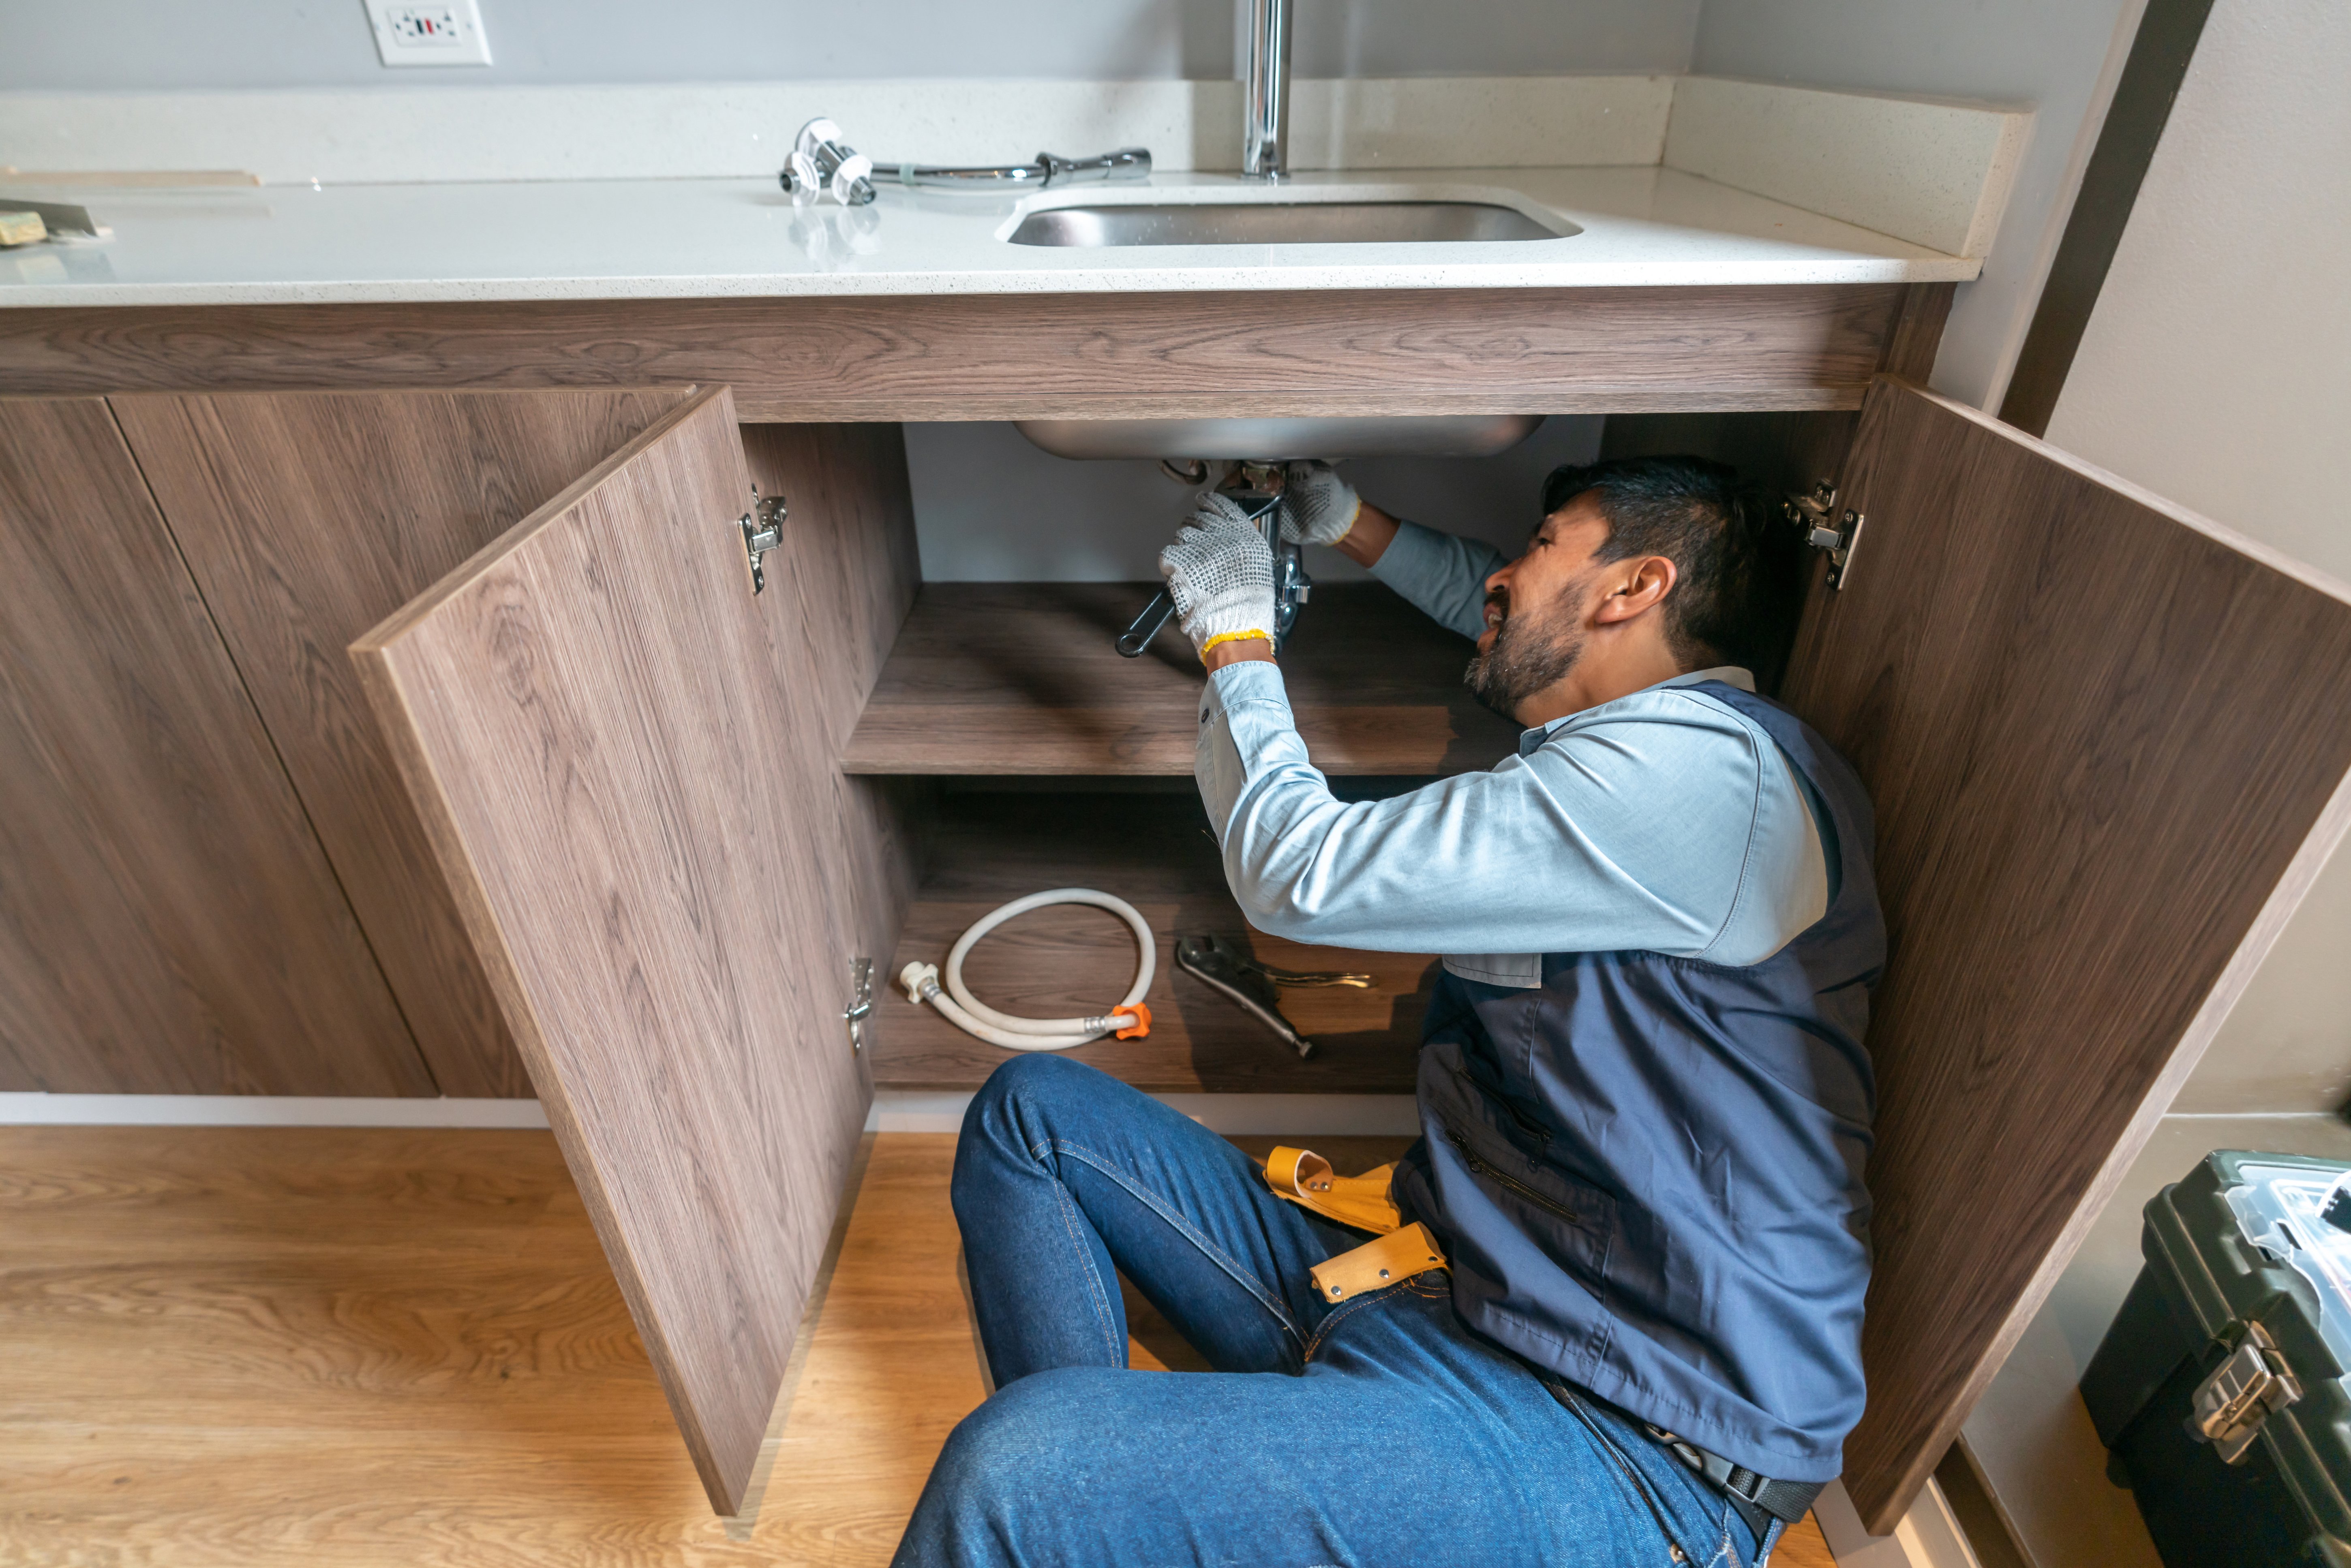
0, 255, 1978, 310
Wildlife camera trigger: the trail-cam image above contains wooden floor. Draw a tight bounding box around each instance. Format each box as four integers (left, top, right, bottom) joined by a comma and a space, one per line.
1, 1127, 1831, 1566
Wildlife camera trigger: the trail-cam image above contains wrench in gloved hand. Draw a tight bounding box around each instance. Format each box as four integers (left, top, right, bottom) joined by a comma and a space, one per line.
1118, 465, 1308, 657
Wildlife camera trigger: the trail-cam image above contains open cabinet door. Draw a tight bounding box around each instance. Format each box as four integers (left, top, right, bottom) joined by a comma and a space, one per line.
1784, 377, 2351, 1532
351, 385, 869, 1516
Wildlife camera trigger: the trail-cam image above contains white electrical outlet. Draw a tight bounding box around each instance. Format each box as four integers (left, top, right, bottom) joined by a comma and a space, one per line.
363, 0, 492, 68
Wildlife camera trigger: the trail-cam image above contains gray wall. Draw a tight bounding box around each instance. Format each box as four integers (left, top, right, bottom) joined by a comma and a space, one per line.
0, 0, 1702, 91
1692, 0, 2144, 409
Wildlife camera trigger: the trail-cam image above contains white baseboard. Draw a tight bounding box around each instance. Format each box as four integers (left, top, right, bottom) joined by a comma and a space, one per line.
1815, 1477, 1984, 1568
0, 1093, 548, 1127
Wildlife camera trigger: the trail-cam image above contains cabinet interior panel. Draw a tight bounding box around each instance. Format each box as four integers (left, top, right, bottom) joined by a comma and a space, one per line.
873, 792, 1430, 1093
846, 582, 1520, 777
0, 397, 430, 1095
739, 423, 925, 990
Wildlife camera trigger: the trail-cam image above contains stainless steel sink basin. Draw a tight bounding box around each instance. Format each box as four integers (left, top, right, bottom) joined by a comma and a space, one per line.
1006, 199, 1574, 247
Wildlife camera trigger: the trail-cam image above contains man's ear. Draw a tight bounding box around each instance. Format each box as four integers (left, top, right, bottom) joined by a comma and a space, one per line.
1593, 555, 1677, 625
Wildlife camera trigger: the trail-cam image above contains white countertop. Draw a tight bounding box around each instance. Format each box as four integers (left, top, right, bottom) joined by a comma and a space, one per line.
0, 166, 1978, 309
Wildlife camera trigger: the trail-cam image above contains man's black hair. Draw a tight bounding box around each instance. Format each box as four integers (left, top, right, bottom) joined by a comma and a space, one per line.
1539, 455, 1805, 685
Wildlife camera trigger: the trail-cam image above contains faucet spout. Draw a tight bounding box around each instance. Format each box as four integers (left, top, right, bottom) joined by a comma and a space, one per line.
1242, 0, 1292, 181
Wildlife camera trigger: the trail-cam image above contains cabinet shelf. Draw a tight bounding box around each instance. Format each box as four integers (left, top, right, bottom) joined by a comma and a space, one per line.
869, 792, 1432, 1093
842, 582, 1520, 776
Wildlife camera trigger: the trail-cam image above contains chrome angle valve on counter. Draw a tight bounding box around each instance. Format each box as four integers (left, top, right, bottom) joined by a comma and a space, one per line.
779, 117, 1150, 206
1119, 461, 1310, 657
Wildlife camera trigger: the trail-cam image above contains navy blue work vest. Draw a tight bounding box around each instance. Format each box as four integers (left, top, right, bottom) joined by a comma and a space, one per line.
1392, 682, 1883, 1484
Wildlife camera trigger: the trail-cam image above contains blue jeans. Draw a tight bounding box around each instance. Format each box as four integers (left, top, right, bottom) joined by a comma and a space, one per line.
893, 1056, 1774, 1568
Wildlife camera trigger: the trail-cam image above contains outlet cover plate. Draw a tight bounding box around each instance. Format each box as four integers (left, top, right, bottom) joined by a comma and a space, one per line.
364, 0, 493, 68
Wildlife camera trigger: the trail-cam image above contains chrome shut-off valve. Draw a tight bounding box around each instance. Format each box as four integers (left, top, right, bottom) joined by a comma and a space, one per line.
780, 118, 876, 207
782, 115, 1150, 203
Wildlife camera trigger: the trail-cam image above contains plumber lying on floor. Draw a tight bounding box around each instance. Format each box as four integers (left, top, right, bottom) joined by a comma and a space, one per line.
894, 456, 1882, 1568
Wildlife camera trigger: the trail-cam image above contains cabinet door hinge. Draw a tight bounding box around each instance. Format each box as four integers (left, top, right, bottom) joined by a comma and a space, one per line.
843, 956, 874, 1053
737, 488, 787, 595
1786, 481, 1866, 591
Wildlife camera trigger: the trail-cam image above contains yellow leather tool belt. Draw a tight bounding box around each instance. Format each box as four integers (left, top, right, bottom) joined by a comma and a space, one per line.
1308, 1221, 1449, 1304
1261, 1146, 1449, 1303
1260, 1144, 1403, 1233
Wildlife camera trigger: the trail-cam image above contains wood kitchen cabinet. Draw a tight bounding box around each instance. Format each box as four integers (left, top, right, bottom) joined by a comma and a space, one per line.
3, 351, 2342, 1535
0, 386, 917, 1103
108, 387, 699, 1097
0, 235, 2334, 1539
0, 397, 428, 1095
324, 373, 2351, 1536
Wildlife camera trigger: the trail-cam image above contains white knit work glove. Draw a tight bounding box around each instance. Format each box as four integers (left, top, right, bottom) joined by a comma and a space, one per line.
1278, 460, 1362, 548
1159, 493, 1277, 661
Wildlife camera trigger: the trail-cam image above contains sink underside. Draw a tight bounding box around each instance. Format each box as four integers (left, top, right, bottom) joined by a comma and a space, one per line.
1015, 414, 1546, 462
1006, 199, 1574, 248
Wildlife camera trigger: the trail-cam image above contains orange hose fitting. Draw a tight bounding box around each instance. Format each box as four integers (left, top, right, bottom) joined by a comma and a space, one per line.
1115, 1002, 1153, 1040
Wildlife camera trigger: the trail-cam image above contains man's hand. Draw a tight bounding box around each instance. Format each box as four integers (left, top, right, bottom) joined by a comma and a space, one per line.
1280, 460, 1399, 568
1160, 494, 1277, 663
1279, 461, 1361, 547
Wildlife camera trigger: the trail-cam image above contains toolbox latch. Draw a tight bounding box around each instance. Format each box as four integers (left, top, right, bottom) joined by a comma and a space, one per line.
2188, 1320, 2302, 1463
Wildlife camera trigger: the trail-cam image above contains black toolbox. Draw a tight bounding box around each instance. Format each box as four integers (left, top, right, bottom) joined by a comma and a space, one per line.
2082, 1150, 2351, 1568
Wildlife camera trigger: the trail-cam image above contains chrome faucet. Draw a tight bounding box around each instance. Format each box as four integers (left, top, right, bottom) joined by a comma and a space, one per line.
1242, 0, 1293, 180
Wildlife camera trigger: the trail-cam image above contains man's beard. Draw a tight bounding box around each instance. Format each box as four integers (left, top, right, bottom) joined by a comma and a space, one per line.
1464, 584, 1586, 720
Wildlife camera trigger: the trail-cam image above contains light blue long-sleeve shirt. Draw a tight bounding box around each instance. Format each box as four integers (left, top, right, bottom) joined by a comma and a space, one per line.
1197, 520, 1829, 978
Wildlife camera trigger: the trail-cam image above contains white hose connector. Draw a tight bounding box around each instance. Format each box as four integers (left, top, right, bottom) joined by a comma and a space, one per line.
899, 888, 1154, 1052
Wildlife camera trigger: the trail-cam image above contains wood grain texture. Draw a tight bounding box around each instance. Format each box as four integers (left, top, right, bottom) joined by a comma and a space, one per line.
111, 387, 694, 1097
0, 1126, 1835, 1566
1601, 408, 1858, 509
1878, 282, 1955, 383
1593, 277, 1949, 621
846, 582, 1521, 776
0, 397, 428, 1095
1784, 379, 2351, 1530
738, 424, 926, 1004
0, 1127, 904, 1565
0, 285, 1911, 419
351, 387, 869, 1514
874, 793, 1430, 1093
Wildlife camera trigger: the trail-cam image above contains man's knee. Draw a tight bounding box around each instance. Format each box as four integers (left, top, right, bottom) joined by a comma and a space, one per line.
957, 1054, 1114, 1160
968, 1051, 1096, 1122
953, 1055, 1105, 1221
921, 1369, 1102, 1531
